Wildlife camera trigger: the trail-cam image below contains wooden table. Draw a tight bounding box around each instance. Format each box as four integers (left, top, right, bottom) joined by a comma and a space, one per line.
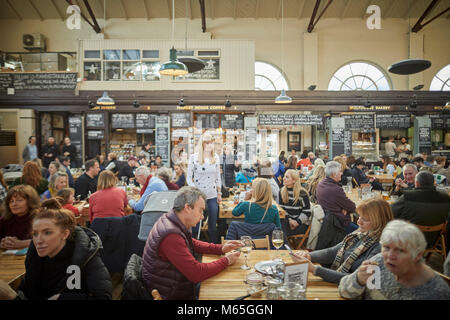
220, 200, 286, 219
367, 173, 395, 184
0, 250, 26, 290
199, 250, 342, 300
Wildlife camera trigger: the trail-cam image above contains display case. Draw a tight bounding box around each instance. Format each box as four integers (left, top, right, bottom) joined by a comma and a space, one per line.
352, 142, 378, 161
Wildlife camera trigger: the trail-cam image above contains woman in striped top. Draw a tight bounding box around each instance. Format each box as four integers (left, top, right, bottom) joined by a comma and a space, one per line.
278, 169, 311, 236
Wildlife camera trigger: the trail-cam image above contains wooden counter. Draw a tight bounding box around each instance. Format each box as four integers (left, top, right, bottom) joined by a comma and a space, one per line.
0, 251, 26, 290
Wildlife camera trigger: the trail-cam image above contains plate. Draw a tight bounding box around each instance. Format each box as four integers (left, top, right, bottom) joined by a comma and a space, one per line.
254, 260, 279, 276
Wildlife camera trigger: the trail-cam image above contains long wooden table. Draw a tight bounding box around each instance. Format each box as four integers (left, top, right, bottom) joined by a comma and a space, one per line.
199, 250, 342, 300
367, 173, 395, 184
0, 250, 26, 290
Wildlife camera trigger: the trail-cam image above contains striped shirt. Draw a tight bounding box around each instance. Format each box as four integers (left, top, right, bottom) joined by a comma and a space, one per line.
278, 188, 311, 224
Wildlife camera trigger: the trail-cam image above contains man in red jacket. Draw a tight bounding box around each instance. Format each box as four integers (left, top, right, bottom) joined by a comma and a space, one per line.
141, 186, 242, 300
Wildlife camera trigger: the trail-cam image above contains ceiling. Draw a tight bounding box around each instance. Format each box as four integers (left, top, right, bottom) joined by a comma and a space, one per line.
0, 0, 449, 21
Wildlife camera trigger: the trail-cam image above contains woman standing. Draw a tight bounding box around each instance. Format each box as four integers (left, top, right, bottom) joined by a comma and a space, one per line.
279, 169, 311, 237
41, 172, 68, 200
0, 198, 112, 300
139, 143, 152, 161
187, 133, 222, 243
0, 185, 41, 250
11, 161, 49, 195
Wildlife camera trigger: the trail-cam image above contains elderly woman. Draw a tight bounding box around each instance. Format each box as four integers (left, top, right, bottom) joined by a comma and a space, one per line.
0, 198, 112, 300
89, 170, 128, 223
339, 220, 450, 299
11, 161, 49, 195
290, 198, 393, 284
0, 185, 41, 250
305, 158, 325, 179
157, 167, 179, 190
334, 156, 353, 187
40, 171, 68, 200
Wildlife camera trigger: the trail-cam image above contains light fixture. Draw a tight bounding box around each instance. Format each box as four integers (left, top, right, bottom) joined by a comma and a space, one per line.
88, 101, 96, 109
364, 100, 372, 108
308, 85, 316, 91
446, 101, 450, 107
96, 91, 114, 105
132, 100, 140, 108
225, 98, 232, 108
413, 84, 424, 90
116, 128, 124, 132
275, 0, 291, 104
178, 98, 185, 107
159, 0, 188, 76
410, 94, 418, 109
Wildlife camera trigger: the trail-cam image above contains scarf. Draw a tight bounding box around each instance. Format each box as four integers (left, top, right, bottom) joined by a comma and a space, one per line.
140, 175, 152, 196
330, 231, 379, 273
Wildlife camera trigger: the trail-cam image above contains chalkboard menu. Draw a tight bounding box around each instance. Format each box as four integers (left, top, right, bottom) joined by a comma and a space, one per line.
258, 114, 323, 126
344, 114, 375, 132
221, 114, 244, 129
376, 114, 411, 129
86, 113, 105, 128
171, 113, 191, 128
430, 114, 450, 129
196, 114, 220, 128
87, 130, 104, 140
418, 127, 431, 146
68, 116, 83, 167
156, 115, 170, 166
112, 114, 135, 129
0, 72, 78, 91
0, 131, 16, 146
136, 113, 155, 129
331, 127, 345, 157
344, 130, 352, 156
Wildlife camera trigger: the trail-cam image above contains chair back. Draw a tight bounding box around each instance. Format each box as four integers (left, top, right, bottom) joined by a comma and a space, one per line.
221, 235, 271, 250
225, 221, 276, 249
121, 254, 152, 300
416, 221, 447, 261
434, 271, 450, 287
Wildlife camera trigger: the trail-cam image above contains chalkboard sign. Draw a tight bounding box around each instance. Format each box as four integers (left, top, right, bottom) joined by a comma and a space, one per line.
332, 127, 344, 141
68, 116, 83, 167
156, 127, 169, 160
0, 131, 16, 146
136, 113, 155, 129
376, 114, 411, 129
196, 114, 220, 129
430, 114, 450, 129
87, 130, 104, 140
418, 127, 431, 146
344, 114, 375, 132
0, 72, 78, 91
112, 114, 135, 129
344, 130, 352, 156
258, 114, 323, 126
221, 114, 244, 129
86, 113, 105, 128
171, 113, 191, 128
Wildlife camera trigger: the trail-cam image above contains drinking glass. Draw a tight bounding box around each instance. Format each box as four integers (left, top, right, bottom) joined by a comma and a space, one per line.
272, 229, 284, 261
240, 236, 252, 270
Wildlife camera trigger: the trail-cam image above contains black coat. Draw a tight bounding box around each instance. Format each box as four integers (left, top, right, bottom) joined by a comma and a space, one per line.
17, 227, 112, 300
221, 153, 238, 188
62, 144, 77, 166
41, 143, 59, 168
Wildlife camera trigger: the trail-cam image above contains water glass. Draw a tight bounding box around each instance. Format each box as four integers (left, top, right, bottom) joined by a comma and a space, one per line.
246, 272, 263, 295
240, 236, 252, 270
266, 278, 282, 300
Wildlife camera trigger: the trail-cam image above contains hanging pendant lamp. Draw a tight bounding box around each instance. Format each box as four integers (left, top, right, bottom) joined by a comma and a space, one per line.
159, 0, 188, 76
96, 91, 114, 105
275, 0, 291, 104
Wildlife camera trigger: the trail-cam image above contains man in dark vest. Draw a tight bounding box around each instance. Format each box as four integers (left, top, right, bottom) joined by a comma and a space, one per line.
141, 186, 242, 300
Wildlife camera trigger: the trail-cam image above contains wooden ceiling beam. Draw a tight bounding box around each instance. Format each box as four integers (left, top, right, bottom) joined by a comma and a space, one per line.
411, 0, 448, 32
308, 0, 334, 33
83, 0, 102, 32
65, 0, 101, 33
199, 0, 206, 32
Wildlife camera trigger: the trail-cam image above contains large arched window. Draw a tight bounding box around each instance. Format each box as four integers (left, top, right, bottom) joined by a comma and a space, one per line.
430, 64, 450, 91
255, 61, 289, 90
328, 61, 391, 91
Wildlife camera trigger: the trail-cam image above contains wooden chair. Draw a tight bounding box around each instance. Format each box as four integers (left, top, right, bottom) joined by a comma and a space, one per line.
416, 222, 447, 261
434, 271, 450, 287
288, 223, 312, 250
199, 216, 209, 241
152, 289, 163, 300
221, 235, 271, 250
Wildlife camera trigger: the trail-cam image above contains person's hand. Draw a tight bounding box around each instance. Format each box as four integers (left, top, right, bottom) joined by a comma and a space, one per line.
289, 218, 299, 230
0, 237, 21, 250
64, 152, 70, 156
289, 252, 316, 273
132, 187, 141, 195
48, 153, 53, 157
341, 209, 348, 215
222, 240, 243, 254
0, 280, 17, 300
244, 190, 252, 201
217, 194, 222, 203
356, 260, 379, 286
291, 250, 311, 261
225, 250, 241, 266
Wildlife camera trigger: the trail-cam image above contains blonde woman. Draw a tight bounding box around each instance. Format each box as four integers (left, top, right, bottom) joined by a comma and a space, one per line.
88, 170, 128, 223
306, 165, 325, 203
232, 178, 281, 228
333, 156, 353, 186
173, 163, 187, 188
40, 171, 68, 200
187, 133, 222, 243
279, 169, 311, 236
291, 198, 393, 284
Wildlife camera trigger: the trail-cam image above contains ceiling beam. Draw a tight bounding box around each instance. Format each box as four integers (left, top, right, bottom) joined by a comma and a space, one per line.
308, 0, 334, 33
83, 0, 102, 32
142, 0, 150, 20
64, 0, 101, 33
50, 0, 64, 21
384, 0, 397, 18
233, 0, 237, 20
298, 0, 307, 19
28, 0, 44, 21
118, 0, 128, 20
199, 0, 206, 32
411, 0, 447, 32
340, 0, 351, 19
255, 0, 260, 19
5, 0, 22, 20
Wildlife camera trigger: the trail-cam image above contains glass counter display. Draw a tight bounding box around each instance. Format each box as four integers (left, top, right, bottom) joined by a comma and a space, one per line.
352, 142, 378, 161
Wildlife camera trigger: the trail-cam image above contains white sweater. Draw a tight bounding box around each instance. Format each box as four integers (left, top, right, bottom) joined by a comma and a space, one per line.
187, 153, 222, 200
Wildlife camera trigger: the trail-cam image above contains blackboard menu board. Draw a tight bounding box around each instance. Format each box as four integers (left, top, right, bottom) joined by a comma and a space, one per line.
196, 114, 220, 128
344, 130, 352, 156
86, 113, 105, 128
0, 72, 78, 91
68, 116, 83, 167
156, 127, 169, 160
430, 114, 450, 129
136, 113, 155, 129
0, 131, 16, 146
418, 127, 431, 146
112, 114, 135, 129
171, 113, 191, 128
376, 114, 411, 129
258, 114, 323, 126
344, 114, 375, 132
87, 130, 104, 140
331, 127, 345, 157
221, 114, 244, 129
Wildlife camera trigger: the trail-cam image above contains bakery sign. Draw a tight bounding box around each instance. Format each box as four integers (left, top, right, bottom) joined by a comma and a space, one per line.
348, 106, 391, 111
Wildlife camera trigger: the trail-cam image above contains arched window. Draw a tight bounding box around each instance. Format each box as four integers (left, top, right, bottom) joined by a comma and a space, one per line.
328, 61, 391, 91
430, 64, 450, 91
255, 61, 289, 90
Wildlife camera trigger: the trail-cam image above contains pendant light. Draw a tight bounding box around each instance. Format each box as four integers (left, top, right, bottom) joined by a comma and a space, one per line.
159, 0, 188, 76
275, 0, 291, 104
96, 91, 114, 105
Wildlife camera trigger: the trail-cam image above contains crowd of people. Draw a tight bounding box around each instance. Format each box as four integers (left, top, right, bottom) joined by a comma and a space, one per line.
0, 134, 449, 301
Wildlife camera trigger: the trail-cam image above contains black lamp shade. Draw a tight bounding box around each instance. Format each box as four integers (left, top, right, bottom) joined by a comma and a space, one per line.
388, 59, 431, 75
178, 57, 206, 73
